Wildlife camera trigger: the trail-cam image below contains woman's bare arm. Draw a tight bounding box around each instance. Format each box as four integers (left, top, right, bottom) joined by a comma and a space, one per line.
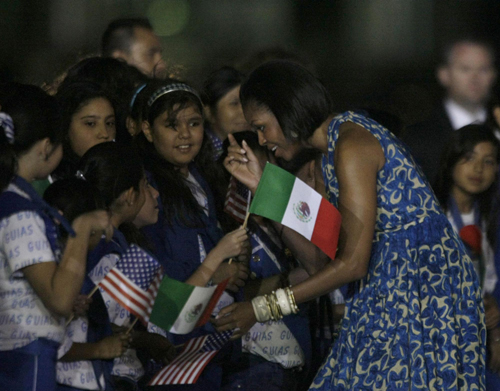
292, 122, 384, 303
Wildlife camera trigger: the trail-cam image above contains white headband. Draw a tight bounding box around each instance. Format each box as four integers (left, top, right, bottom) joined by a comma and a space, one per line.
147, 83, 201, 107
0, 112, 14, 144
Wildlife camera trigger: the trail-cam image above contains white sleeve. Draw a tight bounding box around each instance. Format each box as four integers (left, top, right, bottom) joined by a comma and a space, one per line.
0, 211, 55, 276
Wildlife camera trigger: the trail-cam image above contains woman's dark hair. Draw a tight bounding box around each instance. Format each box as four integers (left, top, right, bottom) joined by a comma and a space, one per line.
0, 82, 63, 191
79, 142, 144, 209
53, 81, 116, 180
44, 178, 103, 237
59, 56, 149, 145
201, 66, 246, 111
240, 60, 332, 141
433, 124, 500, 245
136, 79, 226, 227
278, 147, 322, 176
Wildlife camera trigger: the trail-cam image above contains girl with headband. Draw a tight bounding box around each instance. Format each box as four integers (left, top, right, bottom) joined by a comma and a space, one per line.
136, 79, 250, 390
0, 83, 112, 390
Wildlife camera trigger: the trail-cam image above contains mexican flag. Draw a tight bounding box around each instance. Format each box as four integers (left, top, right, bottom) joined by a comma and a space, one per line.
149, 277, 228, 334
249, 163, 341, 259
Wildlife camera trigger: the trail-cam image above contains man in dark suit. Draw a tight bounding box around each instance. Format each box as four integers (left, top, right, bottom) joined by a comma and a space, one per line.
403, 38, 497, 185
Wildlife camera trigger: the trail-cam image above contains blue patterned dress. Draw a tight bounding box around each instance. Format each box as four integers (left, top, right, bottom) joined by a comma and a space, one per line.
309, 112, 485, 390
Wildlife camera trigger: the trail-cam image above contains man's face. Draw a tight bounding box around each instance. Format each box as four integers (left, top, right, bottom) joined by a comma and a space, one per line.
438, 43, 496, 107
124, 27, 166, 77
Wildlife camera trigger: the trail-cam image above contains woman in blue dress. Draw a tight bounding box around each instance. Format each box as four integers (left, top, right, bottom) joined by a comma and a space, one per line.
215, 60, 485, 390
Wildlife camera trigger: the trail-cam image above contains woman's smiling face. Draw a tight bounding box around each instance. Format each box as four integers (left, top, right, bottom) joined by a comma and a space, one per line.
243, 103, 302, 161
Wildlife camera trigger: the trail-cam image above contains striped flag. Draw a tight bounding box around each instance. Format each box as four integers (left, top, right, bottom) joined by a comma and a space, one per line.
148, 330, 234, 385
96, 244, 163, 325
249, 163, 342, 259
224, 176, 251, 223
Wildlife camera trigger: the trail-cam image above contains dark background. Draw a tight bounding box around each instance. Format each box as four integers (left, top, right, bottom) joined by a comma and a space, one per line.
1, 0, 499, 127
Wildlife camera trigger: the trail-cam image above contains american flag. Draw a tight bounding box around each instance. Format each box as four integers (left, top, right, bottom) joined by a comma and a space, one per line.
98, 244, 163, 325
148, 330, 234, 386
223, 176, 251, 223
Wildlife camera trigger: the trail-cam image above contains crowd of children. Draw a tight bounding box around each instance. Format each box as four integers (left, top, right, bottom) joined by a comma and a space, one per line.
2, 18, 500, 391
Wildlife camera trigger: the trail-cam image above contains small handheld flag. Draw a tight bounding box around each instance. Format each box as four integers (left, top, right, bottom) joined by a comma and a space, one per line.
96, 244, 163, 325
148, 330, 234, 385
149, 277, 229, 334
224, 176, 251, 224
249, 163, 341, 259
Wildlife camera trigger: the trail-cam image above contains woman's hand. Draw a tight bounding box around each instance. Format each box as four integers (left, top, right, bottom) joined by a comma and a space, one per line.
213, 301, 257, 340
224, 134, 263, 194
212, 262, 250, 292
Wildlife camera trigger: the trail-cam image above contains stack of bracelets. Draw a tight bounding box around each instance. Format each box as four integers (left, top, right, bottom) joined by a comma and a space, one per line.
251, 286, 299, 322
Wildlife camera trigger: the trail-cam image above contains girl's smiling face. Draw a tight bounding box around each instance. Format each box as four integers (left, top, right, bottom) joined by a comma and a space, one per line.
452, 141, 498, 197
146, 103, 204, 176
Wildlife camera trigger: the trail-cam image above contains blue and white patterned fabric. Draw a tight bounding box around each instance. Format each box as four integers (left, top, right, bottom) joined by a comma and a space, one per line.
205, 127, 224, 161
0, 179, 68, 351
310, 111, 485, 390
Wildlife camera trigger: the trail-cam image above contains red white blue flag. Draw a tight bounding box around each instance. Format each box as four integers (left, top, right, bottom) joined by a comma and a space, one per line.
148, 330, 234, 385
224, 176, 251, 223
97, 244, 163, 325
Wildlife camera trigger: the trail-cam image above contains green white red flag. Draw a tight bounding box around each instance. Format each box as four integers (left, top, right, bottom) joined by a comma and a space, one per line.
249, 163, 341, 259
149, 277, 228, 334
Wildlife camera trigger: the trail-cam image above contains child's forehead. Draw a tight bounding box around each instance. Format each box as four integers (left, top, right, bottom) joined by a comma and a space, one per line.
160, 102, 203, 118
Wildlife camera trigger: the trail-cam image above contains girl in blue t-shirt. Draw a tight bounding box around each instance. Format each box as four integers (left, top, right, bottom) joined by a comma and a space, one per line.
0, 83, 112, 391
135, 79, 250, 390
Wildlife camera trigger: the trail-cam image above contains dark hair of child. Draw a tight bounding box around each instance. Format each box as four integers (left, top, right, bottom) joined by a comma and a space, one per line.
433, 124, 500, 246
52, 81, 117, 180
78, 141, 144, 209
43, 177, 103, 238
0, 82, 63, 191
136, 79, 227, 228
201, 66, 246, 110
59, 56, 149, 145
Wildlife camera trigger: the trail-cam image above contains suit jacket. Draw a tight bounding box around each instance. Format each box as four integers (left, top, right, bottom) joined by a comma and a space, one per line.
401, 102, 454, 186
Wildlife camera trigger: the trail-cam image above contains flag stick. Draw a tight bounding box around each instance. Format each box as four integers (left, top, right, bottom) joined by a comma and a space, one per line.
228, 211, 251, 265
65, 285, 100, 326
126, 317, 139, 335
